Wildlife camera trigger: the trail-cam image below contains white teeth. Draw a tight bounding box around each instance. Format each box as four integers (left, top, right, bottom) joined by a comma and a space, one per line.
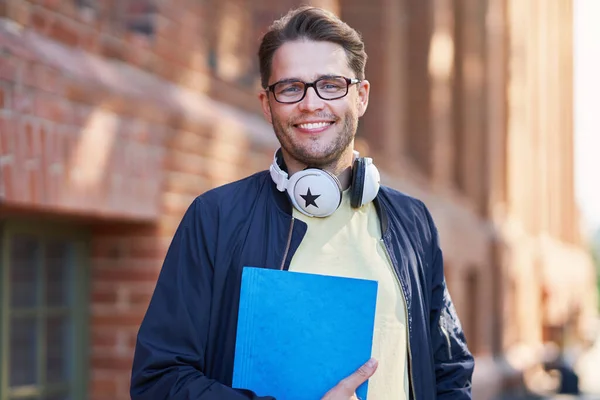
298, 122, 331, 130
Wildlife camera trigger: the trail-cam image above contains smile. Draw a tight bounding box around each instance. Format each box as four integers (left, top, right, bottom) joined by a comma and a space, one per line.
294, 121, 335, 131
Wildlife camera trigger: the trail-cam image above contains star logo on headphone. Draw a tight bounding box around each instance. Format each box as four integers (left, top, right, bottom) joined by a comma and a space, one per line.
300, 188, 320, 208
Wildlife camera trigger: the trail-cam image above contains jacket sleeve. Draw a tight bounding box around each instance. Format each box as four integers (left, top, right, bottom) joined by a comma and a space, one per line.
130, 198, 275, 400
422, 203, 475, 399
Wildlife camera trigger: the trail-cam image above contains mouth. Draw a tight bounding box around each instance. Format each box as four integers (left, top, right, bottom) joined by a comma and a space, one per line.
293, 121, 335, 133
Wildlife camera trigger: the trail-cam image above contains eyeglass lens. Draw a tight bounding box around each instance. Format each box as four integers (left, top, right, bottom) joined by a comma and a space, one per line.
273, 77, 348, 103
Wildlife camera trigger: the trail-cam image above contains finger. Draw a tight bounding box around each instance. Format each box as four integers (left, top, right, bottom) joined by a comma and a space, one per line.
339, 358, 378, 392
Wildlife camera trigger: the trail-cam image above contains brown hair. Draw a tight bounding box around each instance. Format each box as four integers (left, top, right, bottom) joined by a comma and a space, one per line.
258, 6, 367, 88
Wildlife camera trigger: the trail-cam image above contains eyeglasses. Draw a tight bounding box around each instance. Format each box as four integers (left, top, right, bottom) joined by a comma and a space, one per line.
266, 76, 361, 104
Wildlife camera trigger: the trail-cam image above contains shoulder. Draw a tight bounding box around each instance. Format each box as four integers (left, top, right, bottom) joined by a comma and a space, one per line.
378, 185, 428, 216
195, 170, 271, 207
377, 185, 437, 241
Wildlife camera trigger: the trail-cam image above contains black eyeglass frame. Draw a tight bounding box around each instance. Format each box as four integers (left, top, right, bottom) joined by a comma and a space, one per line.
265, 76, 362, 104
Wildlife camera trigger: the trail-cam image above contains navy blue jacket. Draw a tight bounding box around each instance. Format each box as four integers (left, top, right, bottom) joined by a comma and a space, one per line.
130, 171, 474, 399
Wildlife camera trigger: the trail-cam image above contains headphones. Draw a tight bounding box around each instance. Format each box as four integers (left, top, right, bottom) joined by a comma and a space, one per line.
269, 149, 381, 218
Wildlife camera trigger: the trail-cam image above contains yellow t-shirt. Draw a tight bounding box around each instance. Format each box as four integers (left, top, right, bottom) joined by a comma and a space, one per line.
289, 190, 410, 400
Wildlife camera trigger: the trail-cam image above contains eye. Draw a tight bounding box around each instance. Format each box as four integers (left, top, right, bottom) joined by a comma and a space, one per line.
282, 86, 301, 93
275, 82, 304, 95
318, 78, 345, 92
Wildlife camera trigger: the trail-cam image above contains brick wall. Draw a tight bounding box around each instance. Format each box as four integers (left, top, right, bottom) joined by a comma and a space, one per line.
0, 1, 280, 399
0, 0, 496, 398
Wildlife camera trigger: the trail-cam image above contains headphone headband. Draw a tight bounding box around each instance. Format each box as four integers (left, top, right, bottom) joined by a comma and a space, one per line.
269, 150, 289, 192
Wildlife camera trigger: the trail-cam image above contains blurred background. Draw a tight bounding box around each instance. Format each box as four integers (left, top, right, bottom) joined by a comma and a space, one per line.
0, 0, 598, 399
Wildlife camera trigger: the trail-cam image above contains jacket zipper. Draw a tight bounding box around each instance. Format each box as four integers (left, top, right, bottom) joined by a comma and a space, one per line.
381, 240, 417, 400
440, 324, 452, 359
279, 218, 295, 270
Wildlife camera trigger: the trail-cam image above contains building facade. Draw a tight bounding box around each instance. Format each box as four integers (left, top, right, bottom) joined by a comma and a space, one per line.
0, 0, 596, 399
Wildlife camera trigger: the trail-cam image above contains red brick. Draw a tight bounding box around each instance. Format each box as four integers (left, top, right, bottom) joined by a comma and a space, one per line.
156, 216, 181, 237
0, 54, 21, 81
92, 286, 119, 305
1, 162, 15, 200
91, 238, 128, 259
21, 61, 37, 89
91, 312, 144, 330
90, 353, 134, 372
0, 83, 7, 110
63, 128, 78, 166
42, 122, 61, 165
34, 93, 53, 121
91, 330, 119, 348
91, 224, 157, 237
30, 6, 53, 33
45, 168, 60, 205
56, 0, 78, 20
128, 238, 168, 260
39, 95, 72, 124
127, 286, 155, 308
34, 64, 63, 94
99, 35, 126, 61
46, 13, 81, 47
124, 329, 138, 349
0, 116, 16, 155
79, 28, 101, 53
90, 376, 119, 398
37, 0, 62, 12
92, 265, 160, 284
167, 129, 208, 153
23, 118, 40, 159
124, 38, 155, 70
12, 120, 25, 170
38, 118, 48, 162
162, 191, 195, 216
26, 169, 43, 203
163, 151, 208, 176
13, 88, 34, 114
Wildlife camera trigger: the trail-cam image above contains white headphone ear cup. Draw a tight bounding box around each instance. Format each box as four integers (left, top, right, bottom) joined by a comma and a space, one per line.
360, 159, 380, 206
288, 169, 342, 218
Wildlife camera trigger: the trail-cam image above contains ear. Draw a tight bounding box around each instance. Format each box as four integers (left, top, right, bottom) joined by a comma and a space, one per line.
357, 79, 370, 117
259, 90, 273, 125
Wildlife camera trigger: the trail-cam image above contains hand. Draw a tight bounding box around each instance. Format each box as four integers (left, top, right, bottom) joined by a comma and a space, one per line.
321, 358, 378, 400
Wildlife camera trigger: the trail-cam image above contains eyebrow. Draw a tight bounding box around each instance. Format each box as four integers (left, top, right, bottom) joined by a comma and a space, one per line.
272, 74, 342, 85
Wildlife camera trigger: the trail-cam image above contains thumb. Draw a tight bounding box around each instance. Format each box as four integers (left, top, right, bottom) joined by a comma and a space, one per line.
340, 358, 378, 392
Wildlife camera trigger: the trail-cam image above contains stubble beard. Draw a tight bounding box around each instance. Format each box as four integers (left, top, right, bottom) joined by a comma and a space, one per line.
271, 109, 358, 169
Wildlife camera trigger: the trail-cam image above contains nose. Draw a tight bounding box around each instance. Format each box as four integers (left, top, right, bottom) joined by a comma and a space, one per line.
298, 86, 325, 112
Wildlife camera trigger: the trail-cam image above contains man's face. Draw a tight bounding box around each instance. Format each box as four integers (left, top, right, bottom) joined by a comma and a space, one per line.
259, 40, 370, 168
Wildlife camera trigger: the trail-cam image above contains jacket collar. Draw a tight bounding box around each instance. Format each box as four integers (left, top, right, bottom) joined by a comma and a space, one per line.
373, 195, 390, 236
269, 173, 295, 216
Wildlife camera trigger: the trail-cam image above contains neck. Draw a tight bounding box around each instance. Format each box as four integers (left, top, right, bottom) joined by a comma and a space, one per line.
283, 148, 355, 190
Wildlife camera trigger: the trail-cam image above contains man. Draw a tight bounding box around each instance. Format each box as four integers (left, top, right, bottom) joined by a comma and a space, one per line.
130, 6, 474, 400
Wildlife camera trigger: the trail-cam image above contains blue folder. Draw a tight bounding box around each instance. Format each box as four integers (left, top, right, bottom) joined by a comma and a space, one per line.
232, 267, 378, 400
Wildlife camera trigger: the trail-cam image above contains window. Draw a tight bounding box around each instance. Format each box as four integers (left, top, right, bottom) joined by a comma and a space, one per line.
121, 0, 158, 36
75, 0, 158, 36
0, 223, 89, 400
